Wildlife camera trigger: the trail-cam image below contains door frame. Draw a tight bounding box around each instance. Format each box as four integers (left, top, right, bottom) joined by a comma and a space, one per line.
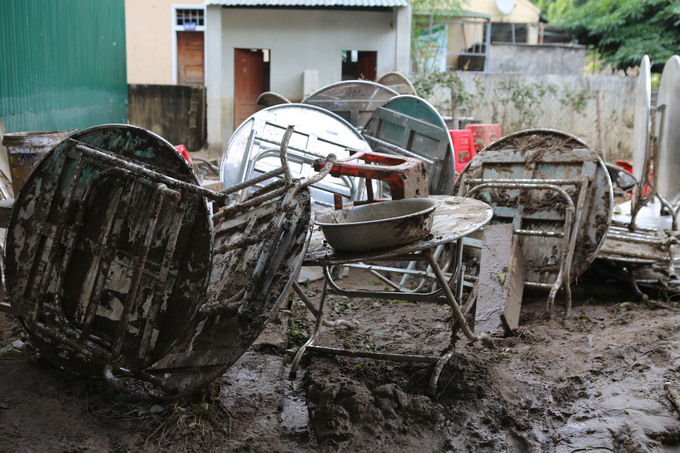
171, 5, 206, 85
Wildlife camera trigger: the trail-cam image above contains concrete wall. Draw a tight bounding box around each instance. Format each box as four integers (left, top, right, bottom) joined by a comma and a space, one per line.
125, 0, 204, 85
429, 72, 636, 162
488, 43, 586, 75
205, 5, 411, 152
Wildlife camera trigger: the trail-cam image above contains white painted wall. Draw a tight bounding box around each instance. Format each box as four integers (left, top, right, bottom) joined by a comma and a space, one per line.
205, 5, 411, 152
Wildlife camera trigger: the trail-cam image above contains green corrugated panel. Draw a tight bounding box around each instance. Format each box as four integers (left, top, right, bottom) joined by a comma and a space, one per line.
0, 0, 127, 133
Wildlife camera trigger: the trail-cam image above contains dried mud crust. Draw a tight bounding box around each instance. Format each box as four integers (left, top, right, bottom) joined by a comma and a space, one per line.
1, 269, 680, 453
483, 129, 588, 153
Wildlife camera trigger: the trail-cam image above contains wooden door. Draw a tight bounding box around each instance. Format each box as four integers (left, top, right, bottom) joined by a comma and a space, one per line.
234, 49, 265, 128
177, 32, 204, 85
357, 51, 377, 81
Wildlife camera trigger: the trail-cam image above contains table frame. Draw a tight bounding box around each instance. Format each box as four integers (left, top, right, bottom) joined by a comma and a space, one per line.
288, 196, 494, 395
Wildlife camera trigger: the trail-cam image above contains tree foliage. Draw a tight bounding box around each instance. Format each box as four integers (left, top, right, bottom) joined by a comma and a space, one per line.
534, 0, 680, 71
409, 0, 464, 74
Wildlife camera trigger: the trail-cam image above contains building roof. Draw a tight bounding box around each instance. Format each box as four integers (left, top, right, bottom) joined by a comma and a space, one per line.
206, 0, 408, 6
413, 9, 491, 20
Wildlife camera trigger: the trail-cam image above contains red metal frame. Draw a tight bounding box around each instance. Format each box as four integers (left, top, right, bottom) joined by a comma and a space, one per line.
313, 150, 429, 208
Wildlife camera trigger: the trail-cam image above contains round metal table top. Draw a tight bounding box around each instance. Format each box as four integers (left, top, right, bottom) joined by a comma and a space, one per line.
632, 55, 652, 209
655, 55, 680, 205
220, 103, 371, 207
377, 71, 418, 96
304, 196, 493, 265
456, 128, 613, 285
361, 95, 456, 195
302, 80, 399, 129
5, 124, 213, 376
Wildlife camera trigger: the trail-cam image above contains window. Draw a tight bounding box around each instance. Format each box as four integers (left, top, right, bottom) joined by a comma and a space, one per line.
175, 7, 205, 31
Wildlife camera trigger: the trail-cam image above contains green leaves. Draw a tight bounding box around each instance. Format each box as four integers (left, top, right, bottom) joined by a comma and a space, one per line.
534, 0, 680, 70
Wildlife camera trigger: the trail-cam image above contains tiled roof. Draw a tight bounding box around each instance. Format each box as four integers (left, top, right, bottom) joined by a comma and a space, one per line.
206, 0, 408, 7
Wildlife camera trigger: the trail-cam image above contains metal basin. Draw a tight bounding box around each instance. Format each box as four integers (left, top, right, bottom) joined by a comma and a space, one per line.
316, 198, 439, 252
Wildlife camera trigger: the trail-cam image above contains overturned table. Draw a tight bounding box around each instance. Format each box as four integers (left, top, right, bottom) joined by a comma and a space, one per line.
289, 196, 494, 394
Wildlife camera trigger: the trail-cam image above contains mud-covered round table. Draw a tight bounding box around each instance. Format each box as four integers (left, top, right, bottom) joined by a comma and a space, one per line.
289, 196, 494, 395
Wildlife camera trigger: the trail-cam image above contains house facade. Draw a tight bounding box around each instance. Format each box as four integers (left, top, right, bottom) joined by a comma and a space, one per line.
204, 0, 411, 152
125, 0, 206, 85
415, 0, 542, 72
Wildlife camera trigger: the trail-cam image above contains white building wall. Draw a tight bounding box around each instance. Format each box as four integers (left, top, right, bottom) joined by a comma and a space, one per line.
205, 5, 411, 152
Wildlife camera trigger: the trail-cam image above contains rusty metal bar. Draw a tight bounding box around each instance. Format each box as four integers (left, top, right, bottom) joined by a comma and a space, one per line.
219, 166, 286, 198
289, 278, 329, 379
516, 229, 565, 238
73, 171, 137, 337
556, 175, 592, 317
466, 181, 577, 316
29, 156, 88, 321
656, 192, 680, 231
607, 231, 672, 245
280, 126, 294, 185
250, 133, 334, 161
71, 141, 225, 202
223, 148, 335, 225
37, 316, 170, 392
108, 184, 172, 363
292, 281, 321, 317
423, 248, 492, 345
466, 181, 576, 210
199, 288, 246, 316
466, 178, 583, 186
291, 281, 355, 328
213, 183, 289, 221
137, 198, 189, 360
322, 264, 450, 302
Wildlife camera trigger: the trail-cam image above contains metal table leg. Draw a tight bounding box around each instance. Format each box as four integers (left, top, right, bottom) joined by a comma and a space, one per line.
289, 279, 330, 379
288, 245, 494, 395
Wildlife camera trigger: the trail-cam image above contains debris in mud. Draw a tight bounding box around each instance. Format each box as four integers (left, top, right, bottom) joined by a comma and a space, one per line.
1, 66, 680, 452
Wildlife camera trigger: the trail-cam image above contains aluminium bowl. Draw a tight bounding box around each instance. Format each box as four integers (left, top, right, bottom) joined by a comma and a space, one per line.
315, 198, 440, 252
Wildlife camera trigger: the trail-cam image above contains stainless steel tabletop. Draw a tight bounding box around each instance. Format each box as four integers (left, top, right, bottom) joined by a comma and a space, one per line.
304, 195, 493, 266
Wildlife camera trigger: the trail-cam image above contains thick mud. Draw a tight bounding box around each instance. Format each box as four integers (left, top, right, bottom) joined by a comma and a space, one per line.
1, 268, 679, 453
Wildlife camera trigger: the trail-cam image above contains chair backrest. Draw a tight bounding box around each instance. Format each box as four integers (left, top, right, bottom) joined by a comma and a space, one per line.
465, 123, 502, 153
362, 95, 456, 195
449, 129, 476, 174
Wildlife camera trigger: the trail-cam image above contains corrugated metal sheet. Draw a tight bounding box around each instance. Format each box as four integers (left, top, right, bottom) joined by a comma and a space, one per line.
0, 0, 128, 133
206, 0, 408, 7
414, 9, 491, 20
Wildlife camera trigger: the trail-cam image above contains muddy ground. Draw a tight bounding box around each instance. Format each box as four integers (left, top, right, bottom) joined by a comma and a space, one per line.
1, 265, 679, 453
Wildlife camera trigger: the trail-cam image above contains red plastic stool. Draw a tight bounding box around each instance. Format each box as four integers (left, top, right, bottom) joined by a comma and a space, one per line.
174, 144, 192, 164
449, 129, 476, 173
466, 124, 502, 153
